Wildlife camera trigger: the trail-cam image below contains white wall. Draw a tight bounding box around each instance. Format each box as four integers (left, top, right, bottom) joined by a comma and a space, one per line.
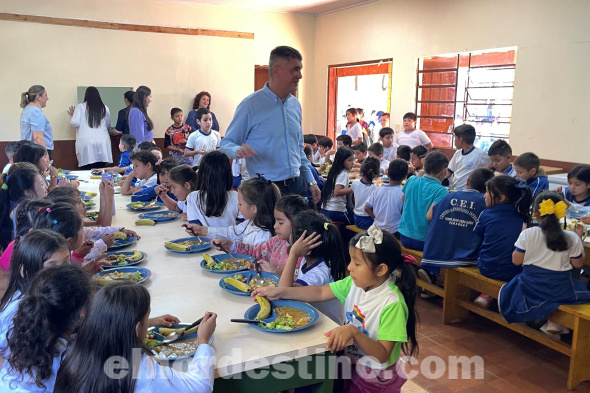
311, 0, 590, 163
0, 0, 315, 141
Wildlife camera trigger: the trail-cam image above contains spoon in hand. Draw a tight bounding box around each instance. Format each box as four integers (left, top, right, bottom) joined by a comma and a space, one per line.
161, 315, 206, 344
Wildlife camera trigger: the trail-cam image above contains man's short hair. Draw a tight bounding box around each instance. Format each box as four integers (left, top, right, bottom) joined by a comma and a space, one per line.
379, 127, 394, 138
423, 151, 449, 175
453, 124, 476, 145
352, 142, 367, 153
269, 46, 302, 77
397, 145, 411, 161
514, 152, 540, 172
368, 143, 384, 156
318, 137, 333, 149
336, 134, 353, 147
196, 108, 210, 121
403, 112, 417, 121
411, 145, 428, 158
170, 107, 182, 117
304, 134, 318, 145
303, 145, 313, 157
488, 139, 512, 157
469, 168, 494, 193
388, 159, 409, 181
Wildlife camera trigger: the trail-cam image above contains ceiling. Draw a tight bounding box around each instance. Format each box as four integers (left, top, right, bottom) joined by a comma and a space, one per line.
162, 0, 379, 15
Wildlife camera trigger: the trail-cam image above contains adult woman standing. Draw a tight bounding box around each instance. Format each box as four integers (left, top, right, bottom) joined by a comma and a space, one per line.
128, 86, 154, 146
68, 87, 113, 170
20, 85, 53, 156
186, 91, 220, 132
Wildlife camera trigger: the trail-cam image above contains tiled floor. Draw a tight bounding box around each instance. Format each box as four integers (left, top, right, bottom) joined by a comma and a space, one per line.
404, 297, 590, 393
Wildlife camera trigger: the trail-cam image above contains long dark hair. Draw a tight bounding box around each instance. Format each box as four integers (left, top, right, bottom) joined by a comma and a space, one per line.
33, 203, 83, 244
169, 165, 198, 192
0, 163, 42, 251
13, 144, 47, 174
238, 176, 281, 235
360, 156, 380, 182
291, 211, 346, 281
486, 175, 532, 225
350, 230, 419, 359
0, 229, 69, 313
54, 282, 150, 393
195, 151, 233, 217
275, 194, 315, 221
4, 264, 90, 390
534, 191, 569, 252
128, 86, 153, 131
83, 86, 107, 128
320, 147, 353, 208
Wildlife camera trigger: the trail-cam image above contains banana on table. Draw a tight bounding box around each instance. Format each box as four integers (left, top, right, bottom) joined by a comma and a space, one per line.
164, 241, 190, 251
136, 219, 156, 226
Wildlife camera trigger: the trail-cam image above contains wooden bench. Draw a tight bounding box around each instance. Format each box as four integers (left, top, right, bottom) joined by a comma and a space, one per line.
345, 225, 444, 297
443, 266, 590, 390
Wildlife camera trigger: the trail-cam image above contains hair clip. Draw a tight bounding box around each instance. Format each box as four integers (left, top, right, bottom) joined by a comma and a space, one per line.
46, 208, 51, 212
324, 222, 329, 230
538, 199, 567, 220
1, 184, 7, 191
256, 173, 272, 185
303, 197, 309, 203
52, 219, 58, 225
4, 175, 8, 181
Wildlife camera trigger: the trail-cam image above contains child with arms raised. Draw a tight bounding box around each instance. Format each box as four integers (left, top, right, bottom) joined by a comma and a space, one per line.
186, 151, 239, 226
184, 108, 221, 168
398, 151, 449, 251
185, 175, 280, 245
121, 151, 158, 196
473, 175, 531, 308
514, 152, 548, 198
54, 282, 216, 393
320, 147, 355, 224
213, 195, 314, 276
351, 156, 380, 230
499, 191, 590, 337
165, 107, 194, 165
279, 210, 347, 323
253, 225, 418, 393
446, 124, 491, 189
365, 159, 408, 236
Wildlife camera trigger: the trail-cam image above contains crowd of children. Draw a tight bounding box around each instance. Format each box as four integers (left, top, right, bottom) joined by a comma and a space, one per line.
0, 106, 589, 393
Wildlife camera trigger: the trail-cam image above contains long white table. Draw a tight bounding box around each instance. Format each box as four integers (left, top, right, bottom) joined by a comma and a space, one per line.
76, 171, 338, 392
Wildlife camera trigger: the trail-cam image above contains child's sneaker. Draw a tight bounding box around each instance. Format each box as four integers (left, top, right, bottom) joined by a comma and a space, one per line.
417, 269, 436, 298
540, 320, 570, 335
474, 294, 494, 309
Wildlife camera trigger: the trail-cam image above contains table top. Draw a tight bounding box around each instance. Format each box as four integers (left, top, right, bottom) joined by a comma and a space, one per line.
540, 165, 563, 175
75, 171, 338, 378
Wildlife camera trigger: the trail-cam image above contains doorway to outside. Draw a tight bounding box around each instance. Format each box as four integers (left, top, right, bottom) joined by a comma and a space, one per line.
327, 59, 392, 142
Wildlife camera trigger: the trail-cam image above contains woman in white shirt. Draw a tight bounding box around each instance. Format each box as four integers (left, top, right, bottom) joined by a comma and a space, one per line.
68, 86, 113, 169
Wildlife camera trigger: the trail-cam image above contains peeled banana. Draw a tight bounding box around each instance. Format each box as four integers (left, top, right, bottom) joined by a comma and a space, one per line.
255, 295, 271, 320
159, 325, 198, 337
135, 219, 156, 226
128, 250, 143, 262
113, 232, 127, 240
203, 253, 216, 269
224, 277, 250, 293
164, 241, 189, 251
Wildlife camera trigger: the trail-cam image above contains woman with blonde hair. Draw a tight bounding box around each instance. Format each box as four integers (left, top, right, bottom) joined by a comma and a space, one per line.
20, 85, 53, 156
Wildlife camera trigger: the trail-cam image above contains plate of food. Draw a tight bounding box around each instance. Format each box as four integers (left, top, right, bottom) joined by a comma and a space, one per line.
57, 169, 71, 174
85, 211, 99, 221
65, 174, 79, 180
242, 299, 319, 333
108, 235, 138, 250
164, 237, 212, 254
85, 200, 96, 208
81, 195, 94, 202
200, 253, 253, 273
92, 266, 151, 286
138, 211, 179, 222
79, 191, 97, 197
219, 271, 279, 295
145, 323, 214, 361
127, 201, 164, 211
101, 250, 147, 268
566, 205, 590, 220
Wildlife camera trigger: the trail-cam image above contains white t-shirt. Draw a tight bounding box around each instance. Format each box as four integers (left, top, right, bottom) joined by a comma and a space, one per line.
515, 227, 584, 271
395, 129, 431, 149
346, 122, 363, 143
186, 190, 239, 226
185, 130, 221, 167
295, 258, 343, 324
351, 179, 375, 217
207, 219, 271, 246
379, 158, 390, 174
313, 150, 321, 163
382, 144, 398, 162
448, 146, 491, 189
323, 171, 349, 212
365, 185, 404, 233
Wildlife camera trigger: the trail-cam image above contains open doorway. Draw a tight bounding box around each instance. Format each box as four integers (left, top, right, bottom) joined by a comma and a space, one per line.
327, 59, 392, 141
254, 65, 269, 91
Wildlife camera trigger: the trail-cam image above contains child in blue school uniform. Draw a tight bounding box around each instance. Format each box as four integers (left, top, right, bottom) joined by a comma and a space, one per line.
513, 152, 548, 198
473, 175, 532, 308
253, 225, 418, 393
99, 134, 136, 174
398, 151, 449, 251
487, 139, 516, 177
278, 210, 347, 323
562, 165, 590, 206
120, 151, 158, 196
498, 191, 590, 338
133, 158, 178, 202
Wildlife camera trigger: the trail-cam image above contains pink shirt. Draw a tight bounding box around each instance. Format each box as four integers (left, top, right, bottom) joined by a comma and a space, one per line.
232, 236, 302, 278
0, 241, 15, 271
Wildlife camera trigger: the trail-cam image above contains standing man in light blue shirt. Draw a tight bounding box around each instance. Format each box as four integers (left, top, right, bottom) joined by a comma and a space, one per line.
220, 46, 321, 203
